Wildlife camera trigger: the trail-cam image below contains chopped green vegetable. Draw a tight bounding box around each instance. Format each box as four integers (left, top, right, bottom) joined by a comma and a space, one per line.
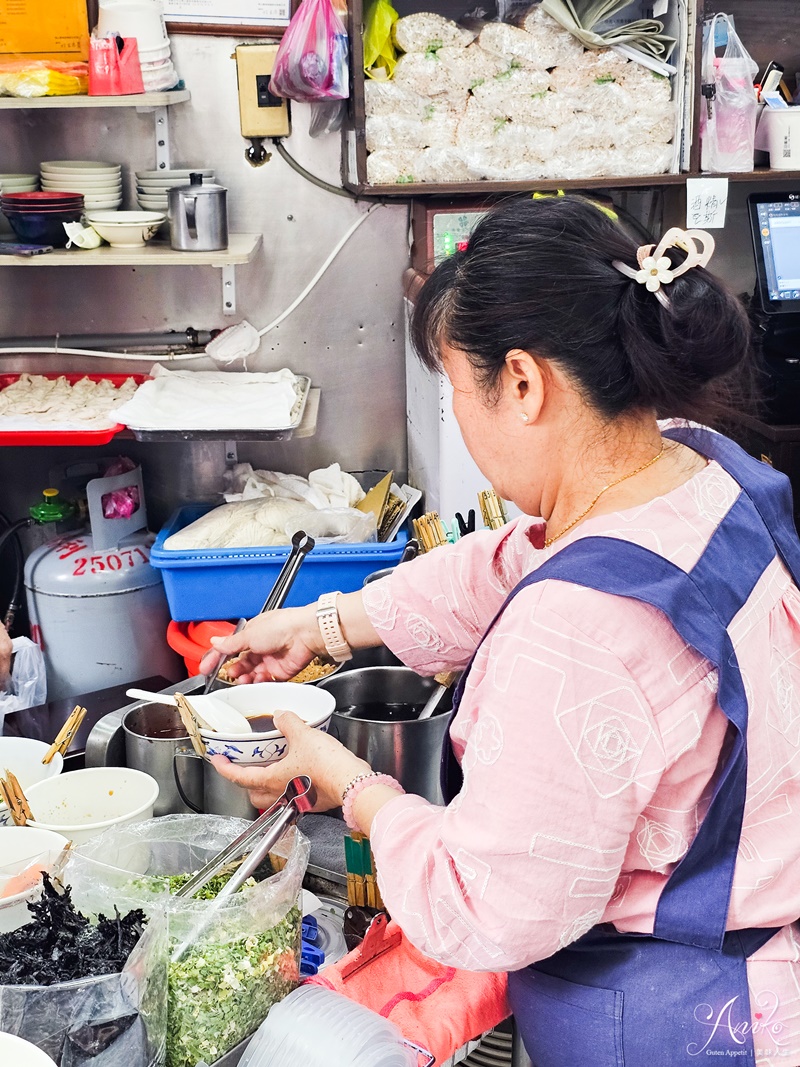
133, 872, 256, 900
531, 90, 548, 100
595, 74, 616, 84
424, 39, 443, 57
422, 103, 436, 121
397, 173, 416, 183
469, 77, 485, 91
493, 116, 510, 135
166, 907, 301, 1067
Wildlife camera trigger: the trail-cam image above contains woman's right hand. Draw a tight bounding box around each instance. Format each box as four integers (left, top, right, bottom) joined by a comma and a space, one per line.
198, 605, 323, 684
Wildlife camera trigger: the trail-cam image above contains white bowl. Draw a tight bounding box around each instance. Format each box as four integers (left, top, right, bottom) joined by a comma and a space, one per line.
41, 177, 122, 190
85, 210, 165, 247
0, 1033, 58, 1066
139, 41, 171, 59
0, 738, 64, 827
26, 767, 159, 845
84, 198, 124, 209
41, 160, 121, 173
0, 172, 38, 181
199, 682, 335, 765
137, 200, 168, 211
0, 826, 69, 933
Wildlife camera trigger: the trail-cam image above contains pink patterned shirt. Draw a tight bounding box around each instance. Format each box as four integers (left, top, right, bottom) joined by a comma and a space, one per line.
363, 454, 800, 1067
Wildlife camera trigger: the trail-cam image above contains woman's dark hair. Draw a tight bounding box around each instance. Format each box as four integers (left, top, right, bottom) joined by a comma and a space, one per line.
411, 195, 756, 425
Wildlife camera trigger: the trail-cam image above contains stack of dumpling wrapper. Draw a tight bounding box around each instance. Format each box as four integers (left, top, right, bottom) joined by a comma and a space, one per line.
366, 7, 675, 184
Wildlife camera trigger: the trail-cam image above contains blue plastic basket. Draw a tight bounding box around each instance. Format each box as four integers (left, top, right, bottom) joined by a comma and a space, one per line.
151, 505, 409, 622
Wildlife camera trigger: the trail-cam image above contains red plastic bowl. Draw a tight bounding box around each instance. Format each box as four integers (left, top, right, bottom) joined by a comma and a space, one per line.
1, 191, 84, 202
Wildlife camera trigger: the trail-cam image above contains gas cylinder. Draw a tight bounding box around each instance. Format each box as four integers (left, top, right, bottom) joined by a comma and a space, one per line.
24, 466, 182, 702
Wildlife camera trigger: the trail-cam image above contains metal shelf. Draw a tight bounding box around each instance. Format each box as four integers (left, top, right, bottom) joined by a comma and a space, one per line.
0, 233, 262, 268
0, 90, 191, 110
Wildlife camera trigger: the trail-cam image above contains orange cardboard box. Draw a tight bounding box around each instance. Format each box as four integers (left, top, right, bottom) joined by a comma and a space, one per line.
0, 0, 90, 61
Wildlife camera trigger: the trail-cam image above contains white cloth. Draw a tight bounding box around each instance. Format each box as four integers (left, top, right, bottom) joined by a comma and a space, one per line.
111, 365, 302, 431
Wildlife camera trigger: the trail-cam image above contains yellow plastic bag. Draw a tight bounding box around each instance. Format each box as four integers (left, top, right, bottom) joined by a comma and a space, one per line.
363, 0, 399, 80
0, 61, 88, 97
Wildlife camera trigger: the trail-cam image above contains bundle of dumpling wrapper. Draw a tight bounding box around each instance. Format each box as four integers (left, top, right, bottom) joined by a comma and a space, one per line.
365, 6, 675, 184
110, 365, 305, 432
163, 464, 377, 547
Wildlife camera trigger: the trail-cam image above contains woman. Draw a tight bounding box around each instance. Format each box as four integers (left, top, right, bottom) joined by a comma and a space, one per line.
201, 196, 800, 1067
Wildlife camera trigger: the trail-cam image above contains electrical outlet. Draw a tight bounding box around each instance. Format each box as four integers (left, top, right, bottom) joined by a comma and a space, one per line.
235, 44, 290, 139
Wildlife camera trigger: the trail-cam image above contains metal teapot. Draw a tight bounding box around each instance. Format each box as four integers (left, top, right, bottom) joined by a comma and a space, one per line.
169, 172, 228, 252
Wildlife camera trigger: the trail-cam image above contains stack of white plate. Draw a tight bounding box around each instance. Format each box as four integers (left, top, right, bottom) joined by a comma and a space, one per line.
40, 161, 122, 210
0, 172, 38, 194
136, 168, 215, 211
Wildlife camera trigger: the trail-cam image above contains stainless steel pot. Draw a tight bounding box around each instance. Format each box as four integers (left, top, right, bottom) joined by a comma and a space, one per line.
173, 751, 258, 819
123, 704, 202, 816
318, 667, 451, 804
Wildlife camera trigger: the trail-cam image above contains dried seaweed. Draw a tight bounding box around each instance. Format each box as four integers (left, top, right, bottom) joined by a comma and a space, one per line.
0, 874, 146, 986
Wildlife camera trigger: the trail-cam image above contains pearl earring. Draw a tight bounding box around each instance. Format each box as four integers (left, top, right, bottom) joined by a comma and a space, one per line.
520, 412, 529, 422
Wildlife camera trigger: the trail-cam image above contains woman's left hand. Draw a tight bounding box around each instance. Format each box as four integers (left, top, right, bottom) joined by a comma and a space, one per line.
210, 710, 372, 812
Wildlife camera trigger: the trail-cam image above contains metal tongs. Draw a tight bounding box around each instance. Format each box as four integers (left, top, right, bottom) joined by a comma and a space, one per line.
203, 530, 316, 693
171, 775, 316, 961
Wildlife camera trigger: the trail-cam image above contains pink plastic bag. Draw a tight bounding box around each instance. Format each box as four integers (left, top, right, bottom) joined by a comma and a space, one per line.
700, 13, 758, 173
271, 0, 349, 103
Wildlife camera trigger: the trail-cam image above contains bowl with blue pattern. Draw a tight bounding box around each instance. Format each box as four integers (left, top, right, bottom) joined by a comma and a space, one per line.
198, 682, 336, 765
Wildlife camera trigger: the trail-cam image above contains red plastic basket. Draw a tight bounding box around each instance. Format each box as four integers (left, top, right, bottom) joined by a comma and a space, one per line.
0, 373, 148, 445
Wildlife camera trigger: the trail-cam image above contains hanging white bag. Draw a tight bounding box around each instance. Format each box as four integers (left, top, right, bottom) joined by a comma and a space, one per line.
700, 13, 758, 173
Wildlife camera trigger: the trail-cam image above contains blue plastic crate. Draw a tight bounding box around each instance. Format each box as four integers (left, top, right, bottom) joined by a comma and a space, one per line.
151, 505, 408, 622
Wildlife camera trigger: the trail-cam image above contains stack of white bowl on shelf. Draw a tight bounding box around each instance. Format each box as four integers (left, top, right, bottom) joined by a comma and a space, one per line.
0, 173, 38, 234
97, 0, 179, 92
0, 172, 38, 195
136, 168, 215, 212
40, 161, 123, 211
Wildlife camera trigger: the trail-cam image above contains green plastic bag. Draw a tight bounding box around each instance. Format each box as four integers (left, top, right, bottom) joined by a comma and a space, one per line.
363, 0, 399, 80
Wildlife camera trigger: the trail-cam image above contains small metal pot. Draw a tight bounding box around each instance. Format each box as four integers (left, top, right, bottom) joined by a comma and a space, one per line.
123, 704, 202, 816
172, 751, 258, 819
318, 667, 451, 804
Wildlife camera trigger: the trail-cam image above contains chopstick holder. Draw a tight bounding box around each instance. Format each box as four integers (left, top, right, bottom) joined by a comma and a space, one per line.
42, 705, 87, 764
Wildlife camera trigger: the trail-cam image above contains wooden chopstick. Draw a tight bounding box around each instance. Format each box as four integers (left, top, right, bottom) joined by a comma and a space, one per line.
42, 705, 87, 764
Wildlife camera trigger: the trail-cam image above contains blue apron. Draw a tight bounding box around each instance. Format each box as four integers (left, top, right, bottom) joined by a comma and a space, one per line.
441, 427, 800, 1066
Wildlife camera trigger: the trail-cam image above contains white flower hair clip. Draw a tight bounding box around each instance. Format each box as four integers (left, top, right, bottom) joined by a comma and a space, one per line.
613, 227, 716, 309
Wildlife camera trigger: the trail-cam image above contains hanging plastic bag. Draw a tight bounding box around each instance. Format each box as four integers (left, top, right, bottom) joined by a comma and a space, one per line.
363, 0, 399, 81
66, 815, 309, 1067
89, 35, 145, 96
700, 14, 758, 173
271, 0, 350, 103
0, 637, 47, 731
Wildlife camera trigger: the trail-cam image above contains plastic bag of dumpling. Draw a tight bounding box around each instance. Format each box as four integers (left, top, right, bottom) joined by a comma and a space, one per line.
66, 816, 309, 1067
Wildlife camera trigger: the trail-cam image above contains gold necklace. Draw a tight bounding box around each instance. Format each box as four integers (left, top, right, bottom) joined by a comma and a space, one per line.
543, 444, 667, 548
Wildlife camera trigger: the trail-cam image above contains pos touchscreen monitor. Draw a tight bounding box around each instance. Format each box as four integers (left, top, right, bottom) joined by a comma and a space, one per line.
749, 192, 800, 315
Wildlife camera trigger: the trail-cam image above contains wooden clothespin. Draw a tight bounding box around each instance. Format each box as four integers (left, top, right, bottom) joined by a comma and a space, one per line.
42, 705, 87, 765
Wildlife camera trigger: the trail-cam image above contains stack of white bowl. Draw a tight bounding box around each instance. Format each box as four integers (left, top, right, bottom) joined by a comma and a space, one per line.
0, 172, 39, 195
41, 161, 122, 210
97, 0, 179, 92
136, 168, 215, 212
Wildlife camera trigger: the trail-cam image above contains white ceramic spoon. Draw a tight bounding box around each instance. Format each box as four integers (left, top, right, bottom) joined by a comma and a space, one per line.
125, 688, 253, 735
